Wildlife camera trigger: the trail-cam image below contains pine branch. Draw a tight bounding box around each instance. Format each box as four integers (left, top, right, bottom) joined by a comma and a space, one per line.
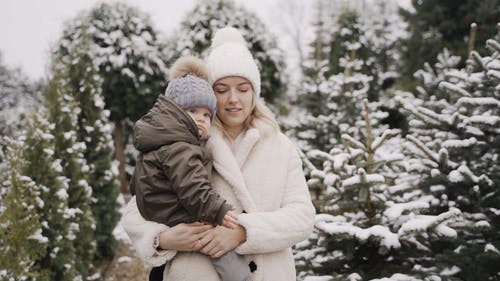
486, 39, 500, 54
398, 208, 461, 237
297, 148, 318, 172
372, 129, 400, 152
400, 100, 442, 126
487, 69, 500, 82
406, 135, 438, 162
456, 97, 500, 108
438, 81, 471, 97
470, 51, 487, 72
341, 134, 366, 151
307, 149, 337, 163
417, 106, 453, 126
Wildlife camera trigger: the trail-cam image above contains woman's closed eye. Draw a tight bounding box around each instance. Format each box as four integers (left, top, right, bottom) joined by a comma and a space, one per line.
215, 86, 228, 94
237, 87, 249, 93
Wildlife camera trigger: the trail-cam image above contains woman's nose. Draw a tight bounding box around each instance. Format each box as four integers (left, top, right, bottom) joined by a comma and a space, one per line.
228, 89, 238, 103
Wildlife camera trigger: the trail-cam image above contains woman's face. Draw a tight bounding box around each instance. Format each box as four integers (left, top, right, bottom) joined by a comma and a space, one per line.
213, 76, 254, 133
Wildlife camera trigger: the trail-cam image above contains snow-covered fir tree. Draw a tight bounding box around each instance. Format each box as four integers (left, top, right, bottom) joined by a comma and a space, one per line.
166, 0, 286, 105
292, 7, 375, 153
295, 101, 463, 281
0, 136, 47, 281
397, 38, 500, 280
52, 33, 120, 258
313, 0, 407, 102
291, 1, 407, 153
6, 113, 80, 281
43, 67, 96, 278
54, 2, 168, 193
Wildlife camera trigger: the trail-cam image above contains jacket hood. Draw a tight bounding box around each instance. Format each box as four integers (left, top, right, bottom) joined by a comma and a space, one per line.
133, 96, 200, 152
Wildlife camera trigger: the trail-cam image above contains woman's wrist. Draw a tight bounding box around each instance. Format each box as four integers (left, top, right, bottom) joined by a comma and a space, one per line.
158, 230, 172, 250
237, 224, 247, 244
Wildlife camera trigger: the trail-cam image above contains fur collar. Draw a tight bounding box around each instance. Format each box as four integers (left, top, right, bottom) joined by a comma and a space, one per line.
207, 128, 262, 213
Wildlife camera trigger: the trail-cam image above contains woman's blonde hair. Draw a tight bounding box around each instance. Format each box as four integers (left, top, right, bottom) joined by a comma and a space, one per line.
213, 89, 280, 139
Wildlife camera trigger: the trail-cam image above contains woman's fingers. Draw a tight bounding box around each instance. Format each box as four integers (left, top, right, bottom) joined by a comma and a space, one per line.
189, 223, 214, 235
198, 229, 214, 245
222, 213, 239, 229
212, 250, 224, 259
159, 222, 215, 251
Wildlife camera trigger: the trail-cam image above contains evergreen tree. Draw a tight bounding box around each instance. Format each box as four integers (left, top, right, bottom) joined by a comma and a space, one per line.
293, 11, 375, 154
397, 38, 500, 280
292, 2, 406, 153
54, 34, 120, 258
43, 67, 96, 278
54, 2, 167, 193
168, 0, 286, 105
295, 101, 462, 280
399, 0, 499, 89
318, 1, 407, 102
0, 137, 47, 281
21, 114, 79, 281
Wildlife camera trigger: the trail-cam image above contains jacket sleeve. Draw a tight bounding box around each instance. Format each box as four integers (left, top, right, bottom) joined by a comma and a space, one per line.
121, 196, 177, 266
163, 142, 232, 225
235, 142, 316, 255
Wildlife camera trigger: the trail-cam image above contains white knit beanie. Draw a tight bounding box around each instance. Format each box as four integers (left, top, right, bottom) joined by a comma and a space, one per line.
206, 26, 261, 97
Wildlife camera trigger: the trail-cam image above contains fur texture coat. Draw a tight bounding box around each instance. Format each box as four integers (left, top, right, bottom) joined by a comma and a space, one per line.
122, 123, 315, 281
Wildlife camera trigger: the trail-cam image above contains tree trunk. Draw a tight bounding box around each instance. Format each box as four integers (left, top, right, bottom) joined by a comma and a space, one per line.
114, 120, 128, 194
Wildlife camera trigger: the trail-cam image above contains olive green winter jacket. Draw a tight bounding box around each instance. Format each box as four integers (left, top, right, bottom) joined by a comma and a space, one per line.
130, 95, 231, 226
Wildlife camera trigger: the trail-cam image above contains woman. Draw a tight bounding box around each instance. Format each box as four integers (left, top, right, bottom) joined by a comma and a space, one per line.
122, 26, 315, 281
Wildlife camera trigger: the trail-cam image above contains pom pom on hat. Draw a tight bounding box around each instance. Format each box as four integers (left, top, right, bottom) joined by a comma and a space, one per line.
165, 56, 216, 119
168, 55, 208, 81
206, 26, 261, 97
211, 26, 247, 49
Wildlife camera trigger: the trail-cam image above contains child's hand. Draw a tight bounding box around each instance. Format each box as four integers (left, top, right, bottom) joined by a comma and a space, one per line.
222, 210, 239, 229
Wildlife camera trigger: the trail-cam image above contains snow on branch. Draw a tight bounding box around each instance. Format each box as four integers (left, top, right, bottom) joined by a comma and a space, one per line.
456, 97, 500, 107
372, 129, 400, 151
343, 169, 385, 188
486, 39, 500, 53
307, 149, 336, 163
406, 135, 438, 162
484, 243, 500, 255
448, 165, 494, 186
415, 106, 452, 125
316, 220, 401, 250
383, 201, 430, 220
442, 137, 477, 149
399, 99, 442, 126
342, 134, 366, 151
438, 81, 471, 97
470, 51, 487, 72
487, 69, 500, 82
467, 115, 500, 127
398, 208, 461, 238
297, 148, 317, 172
370, 273, 431, 281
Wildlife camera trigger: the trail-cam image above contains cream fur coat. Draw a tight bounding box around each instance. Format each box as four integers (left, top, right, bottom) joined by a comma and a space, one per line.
122, 124, 315, 281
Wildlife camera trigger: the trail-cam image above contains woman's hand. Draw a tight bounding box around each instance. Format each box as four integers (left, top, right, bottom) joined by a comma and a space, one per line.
198, 224, 247, 258
158, 222, 214, 252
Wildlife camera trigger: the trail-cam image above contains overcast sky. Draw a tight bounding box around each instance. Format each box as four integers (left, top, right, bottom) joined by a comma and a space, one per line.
0, 0, 292, 80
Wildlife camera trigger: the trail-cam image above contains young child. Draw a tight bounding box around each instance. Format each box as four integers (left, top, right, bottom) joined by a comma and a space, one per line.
130, 55, 251, 281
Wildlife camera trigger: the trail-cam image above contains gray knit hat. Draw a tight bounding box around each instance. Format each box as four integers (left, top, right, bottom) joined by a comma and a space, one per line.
164, 56, 216, 119
164, 75, 216, 118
